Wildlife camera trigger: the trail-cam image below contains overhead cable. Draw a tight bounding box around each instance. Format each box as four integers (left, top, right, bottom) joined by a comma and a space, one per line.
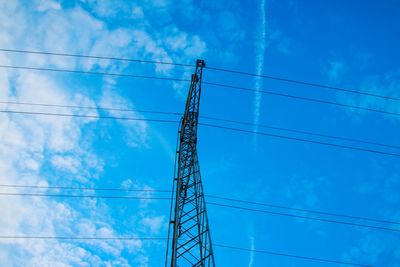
2, 109, 399, 157
0, 184, 170, 193
206, 66, 399, 102
207, 202, 400, 233
1, 190, 398, 232
0, 235, 370, 266
0, 48, 194, 67
0, 100, 181, 116
213, 243, 372, 267
0, 109, 179, 124
200, 115, 400, 150
1, 47, 396, 102
0, 192, 170, 200
206, 195, 400, 226
199, 123, 400, 158
3, 100, 398, 149
1, 183, 398, 226
203, 81, 400, 117
0, 65, 190, 82
0, 65, 398, 117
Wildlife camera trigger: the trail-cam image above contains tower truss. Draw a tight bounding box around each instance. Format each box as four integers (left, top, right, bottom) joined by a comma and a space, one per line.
166, 59, 216, 267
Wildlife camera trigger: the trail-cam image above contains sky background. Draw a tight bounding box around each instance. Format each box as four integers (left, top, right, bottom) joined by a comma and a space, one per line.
0, 0, 400, 266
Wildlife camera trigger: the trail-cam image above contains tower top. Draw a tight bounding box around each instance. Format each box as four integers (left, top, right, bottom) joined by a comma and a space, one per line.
196, 59, 206, 68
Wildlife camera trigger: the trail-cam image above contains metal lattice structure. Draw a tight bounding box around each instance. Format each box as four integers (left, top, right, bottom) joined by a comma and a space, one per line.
166, 59, 216, 267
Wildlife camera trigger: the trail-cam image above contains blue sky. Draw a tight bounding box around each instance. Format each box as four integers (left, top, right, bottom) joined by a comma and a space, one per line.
0, 0, 399, 266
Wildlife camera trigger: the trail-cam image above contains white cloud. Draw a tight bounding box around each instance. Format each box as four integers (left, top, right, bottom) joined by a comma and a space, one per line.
0, 0, 210, 265
131, 5, 145, 19
0, 2, 140, 265
80, 0, 129, 18
337, 68, 400, 121
327, 60, 346, 83
51, 155, 81, 173
34, 0, 61, 12
120, 179, 160, 208
248, 234, 255, 267
282, 175, 328, 209
253, 0, 266, 147
141, 216, 165, 234
131, 29, 174, 74
165, 31, 189, 51
341, 234, 400, 267
39, 7, 104, 62
267, 29, 293, 55
99, 86, 149, 148
184, 35, 207, 57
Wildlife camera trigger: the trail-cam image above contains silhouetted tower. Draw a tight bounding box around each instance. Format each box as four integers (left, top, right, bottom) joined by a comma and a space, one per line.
166, 59, 216, 267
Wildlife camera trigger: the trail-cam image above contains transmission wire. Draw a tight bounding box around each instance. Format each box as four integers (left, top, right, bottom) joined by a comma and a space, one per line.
2, 109, 399, 157
0, 48, 194, 67
203, 81, 400, 117
213, 243, 372, 267
1, 47, 396, 102
0, 235, 371, 266
199, 123, 400, 157
0, 64, 398, 117
0, 109, 179, 123
2, 183, 398, 226
207, 202, 400, 233
2, 100, 399, 150
0, 192, 170, 200
1, 191, 399, 232
206, 65, 399, 102
0, 65, 191, 82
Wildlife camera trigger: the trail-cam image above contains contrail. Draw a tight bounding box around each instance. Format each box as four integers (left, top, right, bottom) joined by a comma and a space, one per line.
248, 234, 255, 267
253, 0, 266, 147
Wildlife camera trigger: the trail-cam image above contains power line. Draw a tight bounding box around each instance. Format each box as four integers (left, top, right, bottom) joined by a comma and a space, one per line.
2, 190, 398, 232
207, 202, 400, 233
0, 184, 170, 193
3, 109, 400, 157
1, 64, 398, 117
2, 183, 398, 226
206, 195, 400, 226
1, 47, 394, 103
0, 235, 371, 266
200, 115, 400, 150
206, 65, 399, 102
3, 109, 399, 157
0, 109, 179, 124
3, 100, 398, 150
0, 65, 191, 82
199, 123, 400, 158
0, 100, 181, 116
0, 192, 170, 200
0, 235, 167, 241
213, 243, 372, 267
203, 81, 400, 117
0, 48, 194, 67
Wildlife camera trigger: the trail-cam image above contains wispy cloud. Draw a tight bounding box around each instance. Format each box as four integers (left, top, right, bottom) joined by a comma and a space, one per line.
253, 0, 266, 147
248, 230, 255, 267
336, 68, 400, 121
0, 1, 209, 265
327, 60, 347, 83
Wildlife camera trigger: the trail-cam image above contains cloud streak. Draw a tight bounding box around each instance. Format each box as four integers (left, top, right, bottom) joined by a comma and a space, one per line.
248, 235, 255, 267
253, 0, 266, 147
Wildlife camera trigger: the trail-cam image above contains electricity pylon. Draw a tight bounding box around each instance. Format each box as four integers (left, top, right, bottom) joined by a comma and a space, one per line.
166, 59, 216, 267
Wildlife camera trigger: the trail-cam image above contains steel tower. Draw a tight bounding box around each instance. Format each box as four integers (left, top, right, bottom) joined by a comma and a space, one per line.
166, 59, 215, 267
